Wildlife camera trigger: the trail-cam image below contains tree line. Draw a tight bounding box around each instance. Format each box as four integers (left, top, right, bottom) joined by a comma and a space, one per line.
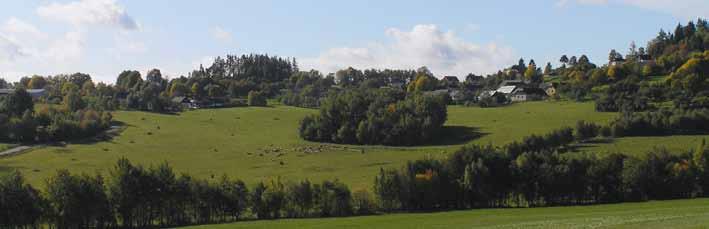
0, 158, 373, 228
373, 126, 709, 211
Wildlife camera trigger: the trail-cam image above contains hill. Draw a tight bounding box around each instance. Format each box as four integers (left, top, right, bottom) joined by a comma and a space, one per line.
0, 101, 617, 189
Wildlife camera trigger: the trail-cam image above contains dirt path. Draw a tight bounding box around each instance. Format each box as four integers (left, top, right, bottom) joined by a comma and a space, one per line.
0, 145, 34, 157
0, 126, 123, 158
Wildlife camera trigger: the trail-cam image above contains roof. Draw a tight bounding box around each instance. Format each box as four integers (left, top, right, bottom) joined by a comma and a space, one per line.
496, 85, 517, 94
512, 87, 547, 96
539, 83, 555, 89
442, 76, 459, 82
171, 96, 188, 103
0, 89, 46, 95
425, 89, 450, 96
499, 80, 526, 88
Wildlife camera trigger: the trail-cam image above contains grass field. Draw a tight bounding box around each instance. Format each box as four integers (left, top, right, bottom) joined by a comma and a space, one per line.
578, 135, 709, 156
0, 101, 702, 190
0, 101, 616, 189
182, 198, 709, 229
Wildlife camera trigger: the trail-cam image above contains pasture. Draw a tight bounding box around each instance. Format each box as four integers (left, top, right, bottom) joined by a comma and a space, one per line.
0, 101, 700, 189
183, 198, 709, 229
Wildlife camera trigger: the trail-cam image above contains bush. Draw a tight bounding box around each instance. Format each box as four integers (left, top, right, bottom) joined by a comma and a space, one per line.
248, 90, 267, 106
300, 89, 447, 146
575, 121, 600, 141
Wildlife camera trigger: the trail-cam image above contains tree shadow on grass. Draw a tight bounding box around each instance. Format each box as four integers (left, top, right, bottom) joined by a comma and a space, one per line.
426, 126, 488, 146
567, 138, 616, 152
56, 121, 128, 147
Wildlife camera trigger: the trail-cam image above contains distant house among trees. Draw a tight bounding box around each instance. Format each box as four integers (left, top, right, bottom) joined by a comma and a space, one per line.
510, 87, 547, 102
0, 88, 46, 99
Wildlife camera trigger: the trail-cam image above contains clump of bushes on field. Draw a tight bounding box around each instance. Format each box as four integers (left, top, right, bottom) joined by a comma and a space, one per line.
299, 88, 447, 146
247, 90, 268, 106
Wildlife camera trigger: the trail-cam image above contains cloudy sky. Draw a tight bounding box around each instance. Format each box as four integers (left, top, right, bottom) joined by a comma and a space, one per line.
0, 0, 707, 83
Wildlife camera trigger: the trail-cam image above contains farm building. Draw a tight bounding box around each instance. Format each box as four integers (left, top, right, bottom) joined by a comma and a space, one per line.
0, 88, 47, 99
510, 87, 548, 102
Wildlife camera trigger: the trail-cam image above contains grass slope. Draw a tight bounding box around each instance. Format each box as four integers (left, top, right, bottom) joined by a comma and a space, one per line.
182, 198, 709, 229
0, 101, 679, 189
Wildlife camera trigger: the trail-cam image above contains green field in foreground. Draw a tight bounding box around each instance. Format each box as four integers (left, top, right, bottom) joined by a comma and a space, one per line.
183, 198, 709, 229
0, 101, 699, 190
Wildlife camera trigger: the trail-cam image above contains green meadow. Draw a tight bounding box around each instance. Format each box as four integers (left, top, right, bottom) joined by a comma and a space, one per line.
0, 101, 703, 190
182, 198, 709, 229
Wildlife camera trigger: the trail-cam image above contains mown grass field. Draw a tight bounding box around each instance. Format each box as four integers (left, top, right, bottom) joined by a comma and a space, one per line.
0, 101, 702, 190
183, 198, 709, 229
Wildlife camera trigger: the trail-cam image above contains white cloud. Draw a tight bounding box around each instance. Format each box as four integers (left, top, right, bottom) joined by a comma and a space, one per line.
0, 36, 24, 61
193, 56, 217, 70
301, 24, 515, 78
0, 1, 145, 82
37, 0, 139, 30
2, 17, 46, 41
211, 26, 233, 42
44, 31, 85, 62
556, 0, 709, 19
621, 0, 709, 20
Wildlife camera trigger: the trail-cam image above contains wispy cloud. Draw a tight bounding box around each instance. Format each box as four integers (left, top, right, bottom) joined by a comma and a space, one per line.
556, 0, 708, 19
211, 26, 233, 43
302, 24, 515, 77
37, 0, 139, 30
0, 0, 142, 82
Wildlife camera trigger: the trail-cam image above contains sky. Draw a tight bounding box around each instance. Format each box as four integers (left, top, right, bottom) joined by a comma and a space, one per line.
0, 0, 707, 83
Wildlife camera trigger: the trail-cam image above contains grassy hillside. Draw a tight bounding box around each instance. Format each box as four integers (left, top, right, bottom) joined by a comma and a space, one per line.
0, 101, 689, 190
182, 198, 709, 229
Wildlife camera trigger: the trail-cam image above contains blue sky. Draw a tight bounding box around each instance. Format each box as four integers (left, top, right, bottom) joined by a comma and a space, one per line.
0, 0, 707, 83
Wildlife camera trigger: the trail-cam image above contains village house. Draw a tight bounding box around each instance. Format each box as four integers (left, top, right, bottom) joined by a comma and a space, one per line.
0, 88, 47, 99
510, 87, 548, 102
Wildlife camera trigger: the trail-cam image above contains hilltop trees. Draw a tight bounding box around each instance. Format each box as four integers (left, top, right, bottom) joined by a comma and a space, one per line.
280, 70, 334, 108
669, 51, 709, 95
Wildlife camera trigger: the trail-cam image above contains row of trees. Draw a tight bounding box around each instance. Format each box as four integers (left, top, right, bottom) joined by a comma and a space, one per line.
374, 131, 709, 211
607, 108, 709, 137
299, 88, 448, 146
0, 158, 370, 228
